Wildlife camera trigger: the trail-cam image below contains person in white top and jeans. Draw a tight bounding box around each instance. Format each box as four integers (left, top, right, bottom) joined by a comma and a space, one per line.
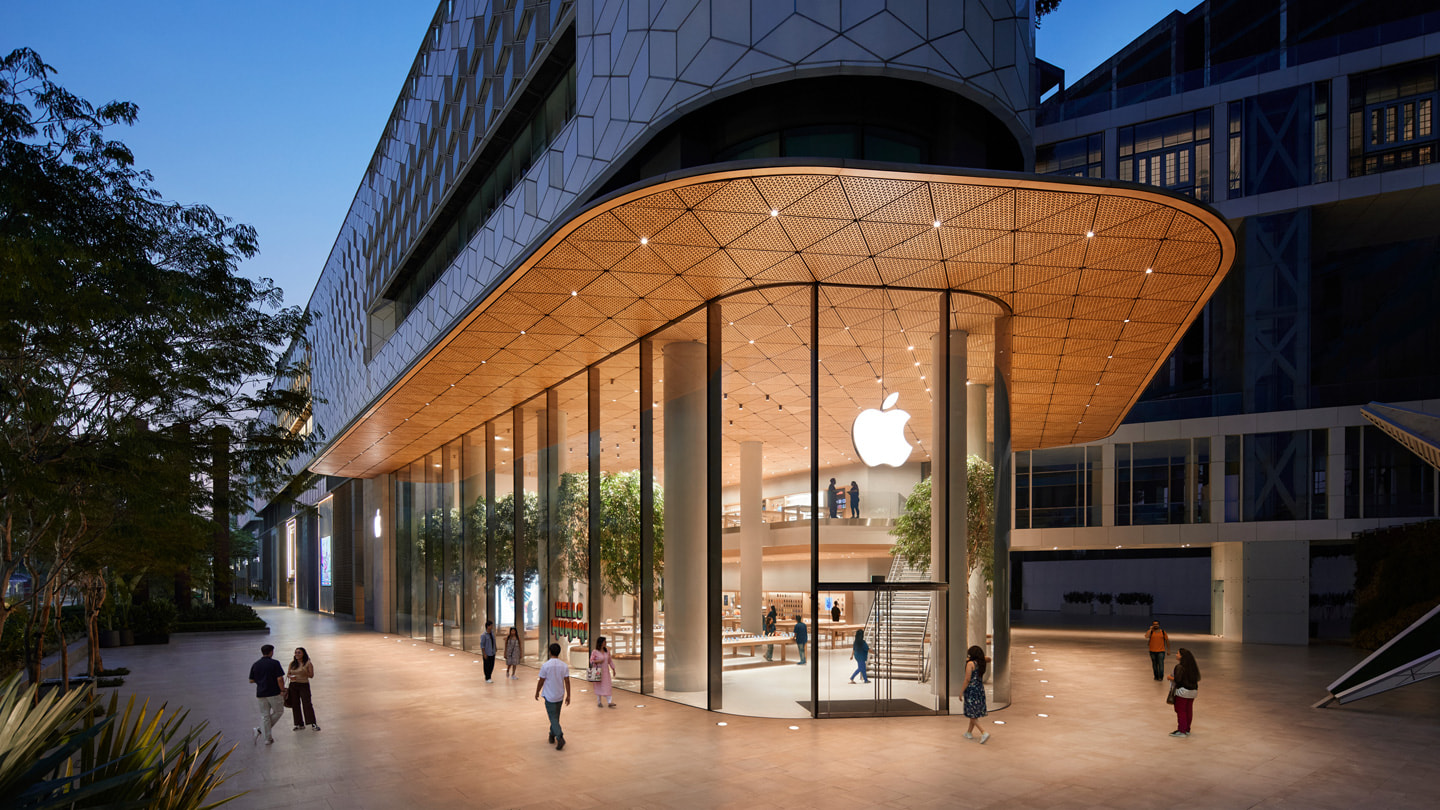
534, 642, 572, 750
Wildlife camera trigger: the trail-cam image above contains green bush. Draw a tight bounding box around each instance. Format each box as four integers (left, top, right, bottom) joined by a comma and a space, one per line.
130, 601, 177, 637
179, 604, 261, 623
173, 621, 267, 633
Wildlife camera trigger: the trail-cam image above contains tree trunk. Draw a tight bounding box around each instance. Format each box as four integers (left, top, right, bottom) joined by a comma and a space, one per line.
212, 425, 232, 608
55, 606, 68, 694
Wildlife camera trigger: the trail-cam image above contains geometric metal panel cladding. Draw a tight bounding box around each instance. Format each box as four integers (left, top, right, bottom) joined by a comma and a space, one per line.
312, 166, 1236, 478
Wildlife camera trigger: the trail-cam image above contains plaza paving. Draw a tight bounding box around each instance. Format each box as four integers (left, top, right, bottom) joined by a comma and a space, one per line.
100, 606, 1440, 809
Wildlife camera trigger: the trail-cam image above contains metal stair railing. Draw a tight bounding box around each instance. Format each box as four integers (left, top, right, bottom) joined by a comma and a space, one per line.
863, 555, 933, 681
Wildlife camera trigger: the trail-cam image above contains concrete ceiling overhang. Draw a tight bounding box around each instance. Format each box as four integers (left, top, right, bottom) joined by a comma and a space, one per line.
312, 166, 1236, 478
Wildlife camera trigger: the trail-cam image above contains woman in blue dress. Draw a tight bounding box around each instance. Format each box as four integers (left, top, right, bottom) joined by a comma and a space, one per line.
963, 645, 990, 744
849, 628, 869, 683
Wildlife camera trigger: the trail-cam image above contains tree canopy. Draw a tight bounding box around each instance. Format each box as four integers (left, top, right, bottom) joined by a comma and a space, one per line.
889, 456, 996, 581
0, 48, 315, 679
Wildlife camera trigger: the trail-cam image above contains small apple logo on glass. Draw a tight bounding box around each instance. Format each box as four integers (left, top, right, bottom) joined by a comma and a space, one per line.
852, 391, 912, 467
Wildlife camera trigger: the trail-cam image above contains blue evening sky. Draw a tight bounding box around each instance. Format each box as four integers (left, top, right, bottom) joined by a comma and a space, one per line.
5, 1, 1187, 310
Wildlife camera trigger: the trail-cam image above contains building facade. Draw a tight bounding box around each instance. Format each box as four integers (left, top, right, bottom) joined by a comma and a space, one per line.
245, 0, 1241, 718
1027, 0, 1440, 644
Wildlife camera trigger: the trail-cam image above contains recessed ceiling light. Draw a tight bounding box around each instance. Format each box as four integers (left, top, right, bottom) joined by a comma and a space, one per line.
1085, 231, 1094, 237
639, 236, 648, 244
933, 220, 941, 228
770, 209, 779, 217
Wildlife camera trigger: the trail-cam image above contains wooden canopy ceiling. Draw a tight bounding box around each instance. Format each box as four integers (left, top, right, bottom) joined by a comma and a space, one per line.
312, 166, 1235, 479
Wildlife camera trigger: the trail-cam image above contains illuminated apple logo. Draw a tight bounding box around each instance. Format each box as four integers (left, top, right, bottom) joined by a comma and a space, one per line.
852, 392, 912, 467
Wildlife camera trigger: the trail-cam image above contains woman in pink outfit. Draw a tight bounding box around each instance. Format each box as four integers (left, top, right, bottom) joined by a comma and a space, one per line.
589, 636, 618, 708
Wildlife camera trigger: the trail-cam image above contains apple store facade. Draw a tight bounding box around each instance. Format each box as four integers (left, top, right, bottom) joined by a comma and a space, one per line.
276, 2, 1235, 721
332, 167, 1234, 720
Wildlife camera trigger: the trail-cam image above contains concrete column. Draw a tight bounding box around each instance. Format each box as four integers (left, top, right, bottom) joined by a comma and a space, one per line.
663, 341, 707, 691
1327, 427, 1345, 519
931, 327, 967, 695
740, 441, 764, 635
1211, 540, 1310, 644
1209, 435, 1226, 524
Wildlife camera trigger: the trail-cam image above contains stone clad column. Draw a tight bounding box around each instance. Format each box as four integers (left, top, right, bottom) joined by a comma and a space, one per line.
663, 341, 706, 691
740, 441, 763, 634
931, 326, 967, 696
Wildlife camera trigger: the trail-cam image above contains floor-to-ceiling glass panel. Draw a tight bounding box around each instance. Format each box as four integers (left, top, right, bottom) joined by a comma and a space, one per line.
442, 439, 464, 649
596, 346, 643, 693
552, 376, 590, 693
817, 287, 944, 716
423, 449, 443, 643
493, 418, 518, 640
718, 286, 812, 717
518, 409, 540, 664
461, 426, 487, 652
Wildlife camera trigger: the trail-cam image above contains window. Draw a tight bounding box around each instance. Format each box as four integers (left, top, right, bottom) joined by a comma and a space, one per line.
1119, 111, 1212, 201
1016, 447, 1102, 529
1036, 133, 1103, 178
1349, 58, 1439, 177
1116, 438, 1210, 525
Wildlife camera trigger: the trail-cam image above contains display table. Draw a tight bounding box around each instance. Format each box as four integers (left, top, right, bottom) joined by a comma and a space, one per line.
820, 623, 866, 649
721, 634, 791, 662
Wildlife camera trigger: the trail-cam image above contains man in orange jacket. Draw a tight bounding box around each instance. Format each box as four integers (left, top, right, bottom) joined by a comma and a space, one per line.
1145, 620, 1169, 681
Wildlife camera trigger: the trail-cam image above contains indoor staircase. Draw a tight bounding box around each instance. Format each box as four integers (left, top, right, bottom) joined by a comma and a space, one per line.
863, 556, 933, 681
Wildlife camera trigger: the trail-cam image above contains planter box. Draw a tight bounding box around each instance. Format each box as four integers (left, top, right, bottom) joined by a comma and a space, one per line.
1116, 604, 1152, 617
1060, 602, 1093, 615
98, 630, 122, 648
613, 654, 641, 680
1095, 603, 1114, 615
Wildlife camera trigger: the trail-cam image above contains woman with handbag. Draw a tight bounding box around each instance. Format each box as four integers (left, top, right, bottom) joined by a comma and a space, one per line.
1167, 647, 1201, 738
287, 646, 321, 731
588, 636, 618, 708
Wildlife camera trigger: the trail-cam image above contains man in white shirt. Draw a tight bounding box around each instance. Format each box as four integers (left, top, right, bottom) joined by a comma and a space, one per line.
534, 642, 572, 750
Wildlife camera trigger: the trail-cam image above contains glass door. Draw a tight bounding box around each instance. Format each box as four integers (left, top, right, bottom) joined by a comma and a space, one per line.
816, 581, 946, 717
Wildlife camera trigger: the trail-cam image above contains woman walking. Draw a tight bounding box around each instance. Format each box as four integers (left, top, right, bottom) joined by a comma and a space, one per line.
287, 646, 321, 731
504, 625, 522, 680
963, 645, 989, 744
849, 628, 870, 683
589, 635, 619, 708
1168, 647, 1201, 737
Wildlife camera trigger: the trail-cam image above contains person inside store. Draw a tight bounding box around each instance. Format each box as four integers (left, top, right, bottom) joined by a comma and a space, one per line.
849, 481, 860, 518
794, 614, 808, 665
831, 601, 841, 622
827, 478, 838, 518
764, 604, 778, 661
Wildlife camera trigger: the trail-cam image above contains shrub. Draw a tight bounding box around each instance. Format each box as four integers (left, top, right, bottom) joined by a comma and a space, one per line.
131, 601, 178, 637
179, 604, 261, 623
1062, 591, 1090, 604
1097, 593, 1113, 605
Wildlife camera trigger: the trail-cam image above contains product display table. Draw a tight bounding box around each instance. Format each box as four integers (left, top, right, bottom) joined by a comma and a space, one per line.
721, 633, 791, 662
820, 623, 866, 649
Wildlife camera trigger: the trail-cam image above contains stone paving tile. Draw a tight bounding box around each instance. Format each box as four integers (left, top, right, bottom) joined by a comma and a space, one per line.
94, 606, 1440, 809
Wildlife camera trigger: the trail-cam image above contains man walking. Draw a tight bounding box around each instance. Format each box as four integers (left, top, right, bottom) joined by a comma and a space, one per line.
534, 642, 572, 750
248, 643, 286, 745
1145, 620, 1169, 681
794, 614, 808, 665
480, 619, 498, 683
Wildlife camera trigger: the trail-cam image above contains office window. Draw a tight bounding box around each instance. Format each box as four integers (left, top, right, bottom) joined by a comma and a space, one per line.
1016, 447, 1102, 529
1119, 111, 1212, 201
1116, 438, 1210, 526
1036, 133, 1103, 178
1349, 58, 1439, 177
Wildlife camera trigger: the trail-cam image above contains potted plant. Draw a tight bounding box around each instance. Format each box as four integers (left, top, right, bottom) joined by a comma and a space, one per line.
132, 600, 177, 645
1061, 591, 1093, 615
97, 599, 121, 649
1116, 592, 1152, 617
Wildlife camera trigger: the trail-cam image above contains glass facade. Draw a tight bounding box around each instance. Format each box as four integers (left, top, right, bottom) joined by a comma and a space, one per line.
1349, 58, 1438, 177
387, 284, 994, 718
